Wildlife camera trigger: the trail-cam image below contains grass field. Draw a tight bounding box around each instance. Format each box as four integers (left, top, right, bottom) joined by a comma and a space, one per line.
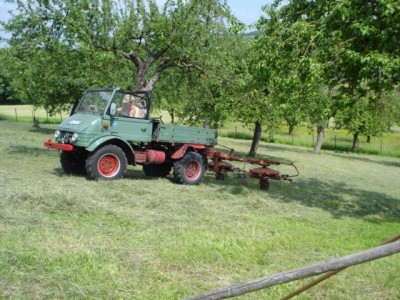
219, 122, 400, 158
0, 120, 399, 299
0, 105, 68, 124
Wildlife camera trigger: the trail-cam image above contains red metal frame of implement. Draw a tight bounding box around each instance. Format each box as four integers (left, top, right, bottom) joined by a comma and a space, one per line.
206, 146, 299, 190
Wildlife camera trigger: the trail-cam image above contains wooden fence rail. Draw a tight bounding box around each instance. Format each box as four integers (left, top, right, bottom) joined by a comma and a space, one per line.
280, 233, 400, 300
183, 241, 400, 300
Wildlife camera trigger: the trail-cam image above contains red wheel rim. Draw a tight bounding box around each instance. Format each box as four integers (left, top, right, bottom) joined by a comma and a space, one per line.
98, 154, 120, 177
185, 160, 201, 180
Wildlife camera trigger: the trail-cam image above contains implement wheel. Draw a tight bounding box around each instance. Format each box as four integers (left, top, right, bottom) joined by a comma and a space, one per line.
260, 178, 270, 191
173, 152, 205, 185
86, 145, 127, 180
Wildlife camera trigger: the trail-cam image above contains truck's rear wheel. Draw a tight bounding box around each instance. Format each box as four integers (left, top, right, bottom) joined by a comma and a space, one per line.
143, 163, 171, 177
60, 151, 86, 175
86, 145, 127, 180
173, 152, 205, 185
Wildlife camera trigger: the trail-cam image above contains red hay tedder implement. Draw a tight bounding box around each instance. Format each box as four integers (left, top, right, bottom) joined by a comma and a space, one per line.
206, 145, 299, 190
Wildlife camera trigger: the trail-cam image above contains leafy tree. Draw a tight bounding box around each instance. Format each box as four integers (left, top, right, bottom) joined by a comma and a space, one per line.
245, 5, 327, 156
152, 27, 247, 128
119, 0, 237, 92
1, 0, 237, 112
1, 0, 134, 113
230, 18, 278, 157
277, 0, 400, 151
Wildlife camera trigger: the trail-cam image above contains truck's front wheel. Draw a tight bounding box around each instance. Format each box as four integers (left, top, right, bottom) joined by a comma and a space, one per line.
60, 151, 87, 175
173, 152, 205, 185
86, 145, 127, 180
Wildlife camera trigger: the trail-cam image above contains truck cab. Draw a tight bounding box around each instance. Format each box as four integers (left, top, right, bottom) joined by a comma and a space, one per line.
58, 88, 153, 147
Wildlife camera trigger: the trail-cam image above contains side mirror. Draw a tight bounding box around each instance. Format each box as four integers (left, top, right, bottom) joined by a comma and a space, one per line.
110, 103, 117, 116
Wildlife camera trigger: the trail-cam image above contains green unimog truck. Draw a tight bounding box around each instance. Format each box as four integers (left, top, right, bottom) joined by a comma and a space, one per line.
45, 88, 217, 185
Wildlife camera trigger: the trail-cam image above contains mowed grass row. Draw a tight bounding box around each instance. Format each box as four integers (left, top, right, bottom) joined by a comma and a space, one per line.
0, 120, 399, 299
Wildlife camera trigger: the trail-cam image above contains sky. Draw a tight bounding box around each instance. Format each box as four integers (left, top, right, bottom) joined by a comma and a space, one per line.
227, 0, 271, 26
0, 0, 273, 27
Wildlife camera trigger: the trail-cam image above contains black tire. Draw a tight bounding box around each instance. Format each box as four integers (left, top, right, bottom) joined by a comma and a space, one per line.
201, 152, 209, 171
143, 163, 171, 177
85, 145, 127, 180
260, 178, 270, 190
60, 151, 87, 175
173, 152, 205, 185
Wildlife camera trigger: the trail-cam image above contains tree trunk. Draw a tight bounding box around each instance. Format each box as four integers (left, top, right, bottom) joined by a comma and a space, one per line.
169, 109, 175, 124
288, 123, 294, 135
248, 121, 262, 157
123, 51, 159, 92
351, 132, 359, 152
367, 135, 371, 143
314, 124, 325, 152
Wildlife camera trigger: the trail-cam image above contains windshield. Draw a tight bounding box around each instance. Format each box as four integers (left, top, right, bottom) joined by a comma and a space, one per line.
74, 90, 113, 114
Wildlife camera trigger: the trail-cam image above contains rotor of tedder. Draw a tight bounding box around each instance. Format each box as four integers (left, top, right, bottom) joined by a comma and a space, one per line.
206, 146, 299, 190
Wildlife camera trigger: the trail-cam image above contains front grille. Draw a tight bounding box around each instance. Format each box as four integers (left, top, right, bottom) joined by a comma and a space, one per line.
57, 131, 74, 144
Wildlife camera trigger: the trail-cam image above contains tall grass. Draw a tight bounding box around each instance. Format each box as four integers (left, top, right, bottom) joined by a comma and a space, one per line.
0, 120, 399, 299
0, 105, 68, 124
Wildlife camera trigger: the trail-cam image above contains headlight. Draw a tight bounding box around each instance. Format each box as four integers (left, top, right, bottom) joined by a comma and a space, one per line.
71, 132, 78, 143
54, 130, 61, 139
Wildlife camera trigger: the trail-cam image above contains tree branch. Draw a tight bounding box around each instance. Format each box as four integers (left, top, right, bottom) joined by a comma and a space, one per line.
122, 51, 143, 70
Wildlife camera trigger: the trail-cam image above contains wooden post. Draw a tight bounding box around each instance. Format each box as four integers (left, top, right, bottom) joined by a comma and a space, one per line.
183, 242, 400, 300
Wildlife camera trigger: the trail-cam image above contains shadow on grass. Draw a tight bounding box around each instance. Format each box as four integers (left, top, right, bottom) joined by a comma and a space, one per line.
326, 152, 400, 168
50, 167, 169, 181
29, 127, 56, 135
256, 142, 315, 155
200, 168, 399, 223
7, 145, 56, 156
270, 178, 400, 223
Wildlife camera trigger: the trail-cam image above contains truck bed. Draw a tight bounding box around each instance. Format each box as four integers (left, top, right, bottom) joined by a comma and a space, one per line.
152, 122, 217, 146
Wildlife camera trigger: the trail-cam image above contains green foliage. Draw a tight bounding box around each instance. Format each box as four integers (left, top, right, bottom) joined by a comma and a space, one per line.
1, 0, 236, 114
1, 0, 135, 113
233, 5, 329, 154
256, 6, 329, 129
277, 0, 400, 140
152, 29, 247, 128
